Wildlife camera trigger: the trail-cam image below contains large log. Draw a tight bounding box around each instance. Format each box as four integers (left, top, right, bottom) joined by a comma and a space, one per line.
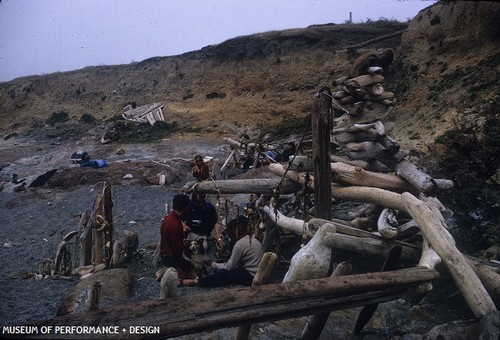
268, 163, 405, 211
401, 192, 497, 318
330, 155, 369, 169
30, 268, 439, 339
190, 178, 301, 195
330, 162, 415, 193
389, 159, 437, 193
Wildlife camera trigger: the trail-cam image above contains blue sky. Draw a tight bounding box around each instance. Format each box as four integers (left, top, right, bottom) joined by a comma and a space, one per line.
0, 0, 436, 82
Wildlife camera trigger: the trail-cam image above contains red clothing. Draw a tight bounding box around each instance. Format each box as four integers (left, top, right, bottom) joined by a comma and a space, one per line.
160, 210, 185, 257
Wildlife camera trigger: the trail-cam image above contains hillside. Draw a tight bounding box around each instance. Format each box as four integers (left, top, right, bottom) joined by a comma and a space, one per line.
0, 1, 498, 248
0, 20, 406, 137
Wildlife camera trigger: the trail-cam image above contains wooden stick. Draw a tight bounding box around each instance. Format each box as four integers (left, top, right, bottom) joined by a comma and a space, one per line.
401, 192, 496, 318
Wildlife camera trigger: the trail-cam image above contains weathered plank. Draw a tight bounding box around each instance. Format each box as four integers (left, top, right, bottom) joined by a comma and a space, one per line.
29, 268, 439, 339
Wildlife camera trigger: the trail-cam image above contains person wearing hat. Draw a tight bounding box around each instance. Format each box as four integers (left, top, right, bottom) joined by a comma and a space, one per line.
181, 215, 264, 287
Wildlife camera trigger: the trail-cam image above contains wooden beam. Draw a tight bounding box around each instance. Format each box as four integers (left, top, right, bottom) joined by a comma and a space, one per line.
268, 163, 405, 211
29, 268, 439, 339
190, 178, 301, 195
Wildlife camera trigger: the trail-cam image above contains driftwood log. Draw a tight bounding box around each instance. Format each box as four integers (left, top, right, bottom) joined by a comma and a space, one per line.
401, 192, 497, 318
29, 268, 439, 339
283, 223, 336, 283
183, 178, 300, 195
330, 162, 415, 193
268, 163, 405, 211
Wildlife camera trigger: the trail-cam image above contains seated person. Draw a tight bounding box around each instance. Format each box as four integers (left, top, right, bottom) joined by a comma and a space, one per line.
192, 154, 210, 181
280, 142, 296, 162
160, 194, 195, 279
184, 192, 218, 249
181, 215, 264, 287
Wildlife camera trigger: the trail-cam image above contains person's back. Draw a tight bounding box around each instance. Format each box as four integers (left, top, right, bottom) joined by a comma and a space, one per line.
160, 194, 191, 277
217, 234, 263, 277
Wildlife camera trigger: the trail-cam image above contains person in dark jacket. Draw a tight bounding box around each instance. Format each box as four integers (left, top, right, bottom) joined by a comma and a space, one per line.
280, 142, 296, 162
185, 191, 218, 240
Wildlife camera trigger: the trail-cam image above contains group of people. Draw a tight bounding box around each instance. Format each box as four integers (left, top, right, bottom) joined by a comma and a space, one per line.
160, 190, 264, 288
158, 146, 297, 288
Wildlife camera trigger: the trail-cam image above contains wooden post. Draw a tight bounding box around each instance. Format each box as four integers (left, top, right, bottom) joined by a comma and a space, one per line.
75, 212, 89, 268
236, 252, 277, 340
312, 88, 332, 220
102, 182, 113, 267
93, 194, 104, 266
301, 262, 352, 339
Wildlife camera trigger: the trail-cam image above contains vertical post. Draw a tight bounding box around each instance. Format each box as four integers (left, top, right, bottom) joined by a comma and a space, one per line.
236, 252, 277, 340
102, 182, 114, 267
312, 88, 332, 220
93, 194, 104, 266
301, 262, 352, 339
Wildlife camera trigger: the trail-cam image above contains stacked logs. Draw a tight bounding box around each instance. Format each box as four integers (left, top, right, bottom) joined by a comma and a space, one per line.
329, 49, 453, 194
333, 72, 394, 107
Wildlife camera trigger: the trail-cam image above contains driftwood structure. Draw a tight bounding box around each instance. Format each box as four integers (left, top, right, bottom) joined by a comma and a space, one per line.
30, 47, 498, 339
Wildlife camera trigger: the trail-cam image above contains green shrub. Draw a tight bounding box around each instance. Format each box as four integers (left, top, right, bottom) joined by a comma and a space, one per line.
46, 111, 69, 126
80, 113, 96, 123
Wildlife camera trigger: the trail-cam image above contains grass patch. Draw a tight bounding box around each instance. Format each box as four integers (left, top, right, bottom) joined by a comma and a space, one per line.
258, 115, 310, 140
116, 121, 179, 143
